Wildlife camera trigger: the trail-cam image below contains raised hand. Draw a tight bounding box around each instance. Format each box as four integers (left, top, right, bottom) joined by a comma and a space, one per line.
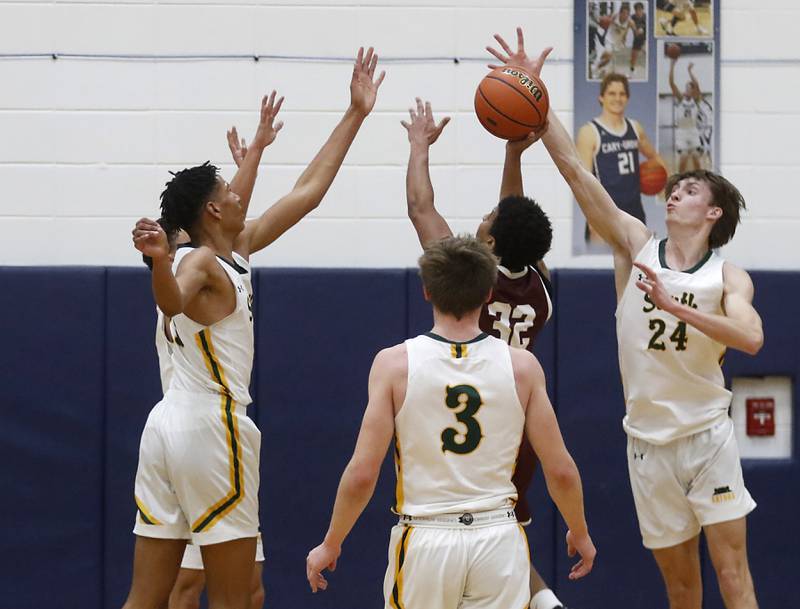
400, 98, 451, 147
350, 46, 386, 117
506, 123, 548, 151
132, 217, 170, 260
250, 90, 285, 150
227, 126, 248, 167
486, 26, 553, 79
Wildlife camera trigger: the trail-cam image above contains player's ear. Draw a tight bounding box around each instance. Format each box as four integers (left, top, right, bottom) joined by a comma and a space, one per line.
206, 200, 222, 219
708, 206, 722, 220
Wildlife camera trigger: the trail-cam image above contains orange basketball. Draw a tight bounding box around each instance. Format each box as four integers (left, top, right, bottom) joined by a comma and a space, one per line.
640, 159, 668, 195
474, 66, 550, 140
599, 14, 613, 29
665, 43, 682, 60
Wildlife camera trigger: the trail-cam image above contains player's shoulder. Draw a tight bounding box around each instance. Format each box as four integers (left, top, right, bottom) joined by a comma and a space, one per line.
372, 343, 409, 378
177, 245, 216, 268
722, 261, 754, 292
508, 346, 543, 380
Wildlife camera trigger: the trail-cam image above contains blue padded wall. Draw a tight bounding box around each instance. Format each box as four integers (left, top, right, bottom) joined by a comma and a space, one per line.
103, 268, 164, 608
255, 268, 408, 609
0, 268, 106, 609
553, 270, 665, 605
0, 266, 796, 609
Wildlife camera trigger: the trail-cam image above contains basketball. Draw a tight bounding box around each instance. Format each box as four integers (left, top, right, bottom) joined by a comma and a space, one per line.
599, 14, 613, 29
665, 43, 682, 59
640, 159, 668, 195
474, 66, 550, 140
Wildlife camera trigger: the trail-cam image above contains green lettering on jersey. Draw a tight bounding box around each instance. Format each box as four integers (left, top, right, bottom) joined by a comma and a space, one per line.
441, 384, 483, 455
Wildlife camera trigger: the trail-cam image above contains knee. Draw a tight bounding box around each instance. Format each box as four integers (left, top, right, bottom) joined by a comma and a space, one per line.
250, 583, 265, 609
664, 574, 701, 609
716, 564, 749, 599
169, 573, 204, 609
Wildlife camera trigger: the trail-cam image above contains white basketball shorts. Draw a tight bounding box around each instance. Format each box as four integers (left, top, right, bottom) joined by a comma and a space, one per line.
133, 389, 261, 546
676, 129, 703, 155
383, 512, 530, 609
181, 533, 265, 570
627, 417, 756, 549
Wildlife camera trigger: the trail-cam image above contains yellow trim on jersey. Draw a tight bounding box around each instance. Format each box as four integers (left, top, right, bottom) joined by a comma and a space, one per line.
461, 344, 468, 358
394, 438, 404, 513
135, 495, 162, 525
389, 526, 413, 609
191, 330, 244, 533
449, 343, 468, 359
196, 329, 231, 395
518, 524, 531, 563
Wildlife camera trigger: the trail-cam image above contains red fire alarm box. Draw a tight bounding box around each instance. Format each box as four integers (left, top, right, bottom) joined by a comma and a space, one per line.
746, 398, 775, 436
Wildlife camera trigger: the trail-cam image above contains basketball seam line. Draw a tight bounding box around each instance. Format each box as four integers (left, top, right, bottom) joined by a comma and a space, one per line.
483, 75, 546, 121
477, 87, 540, 129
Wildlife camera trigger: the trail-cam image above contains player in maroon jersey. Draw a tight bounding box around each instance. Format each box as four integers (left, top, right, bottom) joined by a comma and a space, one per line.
401, 95, 562, 609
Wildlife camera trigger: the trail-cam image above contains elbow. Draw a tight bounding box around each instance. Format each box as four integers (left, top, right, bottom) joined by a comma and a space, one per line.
545, 460, 580, 491
743, 330, 764, 356
346, 462, 380, 494
159, 303, 183, 318
556, 157, 584, 186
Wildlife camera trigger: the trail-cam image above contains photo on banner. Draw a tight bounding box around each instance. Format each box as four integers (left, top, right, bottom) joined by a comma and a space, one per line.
572, 0, 719, 256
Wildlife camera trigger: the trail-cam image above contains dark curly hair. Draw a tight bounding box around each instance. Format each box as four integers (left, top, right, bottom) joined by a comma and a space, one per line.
488, 196, 553, 271
159, 162, 219, 236
665, 170, 746, 249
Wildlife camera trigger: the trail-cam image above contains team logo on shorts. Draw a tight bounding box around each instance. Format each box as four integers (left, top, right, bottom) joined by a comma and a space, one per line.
712, 486, 735, 503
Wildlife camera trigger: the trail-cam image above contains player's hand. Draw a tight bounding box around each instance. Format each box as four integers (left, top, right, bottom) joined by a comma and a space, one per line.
349, 46, 386, 117
634, 262, 677, 312
400, 98, 450, 148
132, 218, 170, 260
250, 90, 285, 150
227, 126, 248, 167
486, 26, 553, 79
306, 542, 341, 593
506, 123, 548, 153
566, 529, 596, 580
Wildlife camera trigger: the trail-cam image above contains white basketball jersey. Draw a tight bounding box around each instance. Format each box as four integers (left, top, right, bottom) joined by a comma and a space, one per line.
393, 333, 525, 516
607, 15, 629, 46
168, 247, 255, 405
617, 237, 730, 444
155, 309, 174, 392
676, 96, 700, 133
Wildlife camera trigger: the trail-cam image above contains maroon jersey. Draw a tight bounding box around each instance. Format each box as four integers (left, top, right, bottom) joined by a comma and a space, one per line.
479, 264, 553, 524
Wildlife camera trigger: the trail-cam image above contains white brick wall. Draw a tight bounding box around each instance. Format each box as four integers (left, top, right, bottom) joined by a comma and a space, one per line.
0, 0, 798, 268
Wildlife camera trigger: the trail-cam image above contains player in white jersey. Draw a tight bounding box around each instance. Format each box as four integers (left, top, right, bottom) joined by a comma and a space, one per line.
126, 48, 385, 609
670, 58, 707, 171
305, 236, 595, 609
658, 0, 709, 37
591, 4, 633, 78
500, 30, 762, 609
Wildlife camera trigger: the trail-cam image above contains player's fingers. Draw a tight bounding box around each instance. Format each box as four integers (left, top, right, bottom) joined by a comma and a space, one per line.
437, 116, 451, 131
363, 46, 374, 70
329, 557, 338, 571
538, 46, 555, 63
424, 100, 433, 118
486, 46, 507, 64
487, 63, 501, 70
415, 97, 424, 116
374, 70, 386, 88
494, 33, 513, 56
400, 120, 411, 130
368, 53, 378, 78
274, 95, 285, 114
408, 108, 416, 121
516, 26, 524, 51
355, 46, 364, 69
273, 121, 284, 133
635, 280, 653, 294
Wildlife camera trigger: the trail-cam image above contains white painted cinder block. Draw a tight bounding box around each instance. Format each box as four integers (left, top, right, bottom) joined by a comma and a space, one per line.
0, 1, 797, 267
731, 377, 793, 460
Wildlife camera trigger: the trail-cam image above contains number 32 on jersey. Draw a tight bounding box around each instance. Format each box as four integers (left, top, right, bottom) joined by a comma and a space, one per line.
487, 302, 536, 349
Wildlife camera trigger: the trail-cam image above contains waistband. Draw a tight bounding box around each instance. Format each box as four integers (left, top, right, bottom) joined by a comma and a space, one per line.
397, 508, 517, 529
162, 388, 248, 413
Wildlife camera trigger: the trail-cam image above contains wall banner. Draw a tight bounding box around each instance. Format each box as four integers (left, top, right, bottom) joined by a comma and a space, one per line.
572, 0, 721, 255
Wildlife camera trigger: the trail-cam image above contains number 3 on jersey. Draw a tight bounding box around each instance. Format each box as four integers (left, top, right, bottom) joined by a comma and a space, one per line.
441, 385, 483, 455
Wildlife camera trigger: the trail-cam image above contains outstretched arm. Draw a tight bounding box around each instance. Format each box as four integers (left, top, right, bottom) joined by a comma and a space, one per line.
669, 58, 682, 100
229, 91, 284, 220
687, 62, 702, 101
305, 347, 400, 593
634, 261, 764, 355
486, 28, 649, 256
236, 47, 385, 257
499, 132, 541, 200
401, 98, 452, 247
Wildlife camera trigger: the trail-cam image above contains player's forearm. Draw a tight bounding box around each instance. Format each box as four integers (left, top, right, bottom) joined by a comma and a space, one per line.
150, 257, 184, 317
499, 145, 524, 199
406, 143, 436, 218
229, 145, 266, 217
293, 106, 365, 206
667, 304, 763, 355
323, 463, 379, 549
542, 459, 589, 537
